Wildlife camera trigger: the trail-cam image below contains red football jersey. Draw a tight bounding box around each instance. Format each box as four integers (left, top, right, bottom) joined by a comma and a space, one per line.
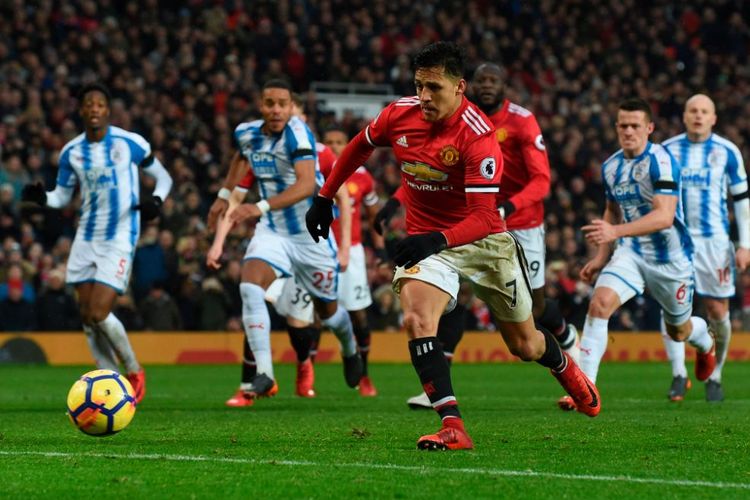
363, 96, 505, 240
489, 100, 550, 230
316, 142, 337, 176
320, 158, 377, 246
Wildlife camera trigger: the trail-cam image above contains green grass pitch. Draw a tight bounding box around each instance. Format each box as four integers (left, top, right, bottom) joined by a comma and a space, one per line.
1, 362, 749, 498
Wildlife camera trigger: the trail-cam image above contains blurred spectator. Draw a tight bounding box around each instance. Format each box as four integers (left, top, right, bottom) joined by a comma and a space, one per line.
0, 276, 36, 331
198, 277, 231, 331
0, 262, 35, 303
132, 226, 168, 302
140, 282, 182, 331
113, 294, 145, 332
368, 284, 401, 331
220, 260, 242, 319
35, 268, 80, 330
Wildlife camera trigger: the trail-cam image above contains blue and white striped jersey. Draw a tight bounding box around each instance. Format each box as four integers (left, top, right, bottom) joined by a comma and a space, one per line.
56, 126, 150, 249
602, 142, 692, 264
234, 116, 319, 239
663, 133, 747, 242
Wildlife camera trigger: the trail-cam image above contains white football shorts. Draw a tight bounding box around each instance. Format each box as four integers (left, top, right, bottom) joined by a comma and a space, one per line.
337, 243, 372, 311
244, 226, 340, 302
510, 224, 546, 290
691, 237, 735, 299
266, 277, 315, 324
66, 238, 134, 294
392, 232, 532, 323
595, 246, 694, 325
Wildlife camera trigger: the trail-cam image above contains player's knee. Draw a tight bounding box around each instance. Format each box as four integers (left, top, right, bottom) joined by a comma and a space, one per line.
88, 307, 109, 324
665, 321, 691, 342
79, 304, 93, 326
403, 311, 435, 339
350, 309, 368, 329
587, 293, 616, 318
704, 300, 727, 321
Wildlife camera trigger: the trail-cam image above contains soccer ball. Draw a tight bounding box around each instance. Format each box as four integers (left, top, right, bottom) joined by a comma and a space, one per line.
66, 369, 137, 436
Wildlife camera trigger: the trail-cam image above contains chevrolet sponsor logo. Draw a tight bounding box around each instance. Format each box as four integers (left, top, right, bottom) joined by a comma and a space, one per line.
401, 161, 447, 182
405, 179, 452, 191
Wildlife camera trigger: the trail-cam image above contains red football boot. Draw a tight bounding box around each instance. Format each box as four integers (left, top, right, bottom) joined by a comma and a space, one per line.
358, 376, 377, 397
126, 369, 146, 404
226, 374, 278, 407
557, 395, 576, 411
296, 359, 316, 398
551, 352, 601, 417
225, 388, 255, 407
695, 343, 716, 382
417, 418, 474, 451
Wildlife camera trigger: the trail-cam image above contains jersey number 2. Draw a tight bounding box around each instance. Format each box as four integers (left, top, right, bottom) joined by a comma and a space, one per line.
312, 270, 334, 294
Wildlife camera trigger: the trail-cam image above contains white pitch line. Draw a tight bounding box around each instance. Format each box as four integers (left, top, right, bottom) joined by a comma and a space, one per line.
1, 450, 749, 490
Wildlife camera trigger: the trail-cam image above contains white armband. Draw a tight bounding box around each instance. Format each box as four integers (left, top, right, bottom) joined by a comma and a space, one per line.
218, 188, 231, 200
256, 199, 271, 215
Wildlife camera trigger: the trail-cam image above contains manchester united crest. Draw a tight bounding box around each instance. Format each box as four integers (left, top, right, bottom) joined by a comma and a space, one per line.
439, 145, 460, 166
404, 265, 420, 274
496, 128, 508, 142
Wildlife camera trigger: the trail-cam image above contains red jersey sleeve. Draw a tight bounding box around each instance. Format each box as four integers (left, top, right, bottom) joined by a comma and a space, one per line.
507, 116, 550, 210
237, 167, 255, 190
442, 134, 505, 247
319, 103, 398, 199
361, 170, 378, 207
392, 186, 406, 206
317, 144, 336, 179
364, 103, 396, 147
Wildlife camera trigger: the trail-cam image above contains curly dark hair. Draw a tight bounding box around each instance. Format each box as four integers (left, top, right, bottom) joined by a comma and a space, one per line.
77, 82, 111, 105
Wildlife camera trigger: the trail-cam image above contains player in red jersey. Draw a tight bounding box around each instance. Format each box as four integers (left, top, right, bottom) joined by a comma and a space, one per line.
320, 127, 382, 396
402, 62, 581, 409
306, 42, 600, 450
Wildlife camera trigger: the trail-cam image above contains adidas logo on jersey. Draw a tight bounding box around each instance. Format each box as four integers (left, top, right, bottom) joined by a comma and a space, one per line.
396, 135, 409, 147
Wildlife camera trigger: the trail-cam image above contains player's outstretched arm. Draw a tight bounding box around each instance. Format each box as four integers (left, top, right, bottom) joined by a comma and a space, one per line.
731, 181, 750, 271
584, 194, 676, 245
229, 159, 317, 225
580, 202, 621, 283
334, 184, 351, 272
138, 154, 173, 221
208, 152, 250, 232
366, 201, 391, 263
503, 123, 551, 217
207, 188, 245, 270
37, 184, 74, 209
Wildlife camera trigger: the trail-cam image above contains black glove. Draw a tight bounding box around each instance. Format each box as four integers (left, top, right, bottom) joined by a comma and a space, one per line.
393, 232, 447, 268
499, 201, 516, 220
374, 198, 401, 235
374, 246, 390, 264
21, 183, 47, 206
305, 195, 334, 242
136, 196, 163, 222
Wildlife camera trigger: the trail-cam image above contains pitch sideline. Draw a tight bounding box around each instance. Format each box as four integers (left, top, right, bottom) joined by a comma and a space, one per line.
1, 450, 749, 490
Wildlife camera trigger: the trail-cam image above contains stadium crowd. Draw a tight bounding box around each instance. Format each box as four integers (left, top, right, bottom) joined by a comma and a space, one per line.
1, 0, 750, 332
